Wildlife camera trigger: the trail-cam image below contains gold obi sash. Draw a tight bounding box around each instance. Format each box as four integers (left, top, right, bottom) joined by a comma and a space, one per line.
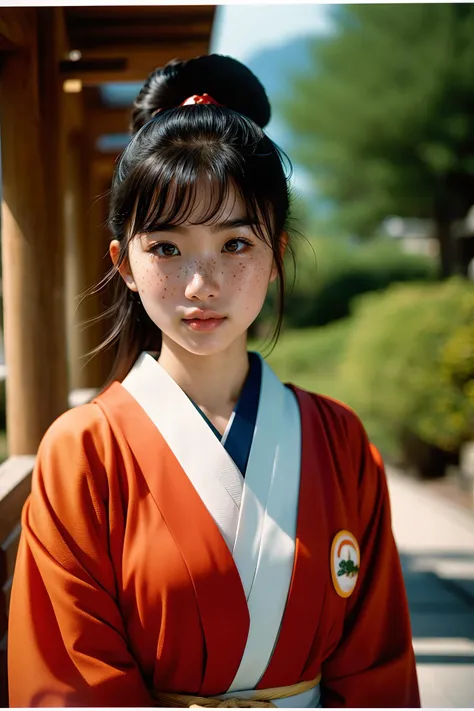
152, 673, 322, 708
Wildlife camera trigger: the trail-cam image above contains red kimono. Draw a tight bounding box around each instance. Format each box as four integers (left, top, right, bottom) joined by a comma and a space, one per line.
8, 353, 419, 707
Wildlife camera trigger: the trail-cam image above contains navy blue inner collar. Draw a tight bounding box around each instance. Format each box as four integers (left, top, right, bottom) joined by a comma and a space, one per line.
187, 352, 262, 476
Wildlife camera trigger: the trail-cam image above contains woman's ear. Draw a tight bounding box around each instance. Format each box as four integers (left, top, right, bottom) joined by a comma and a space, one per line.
270, 232, 288, 283
109, 240, 138, 292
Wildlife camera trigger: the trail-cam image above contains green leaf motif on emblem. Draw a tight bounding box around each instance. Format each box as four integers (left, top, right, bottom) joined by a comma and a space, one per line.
337, 558, 360, 578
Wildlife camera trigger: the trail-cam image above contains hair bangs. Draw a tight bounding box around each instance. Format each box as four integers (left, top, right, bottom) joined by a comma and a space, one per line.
124, 143, 275, 248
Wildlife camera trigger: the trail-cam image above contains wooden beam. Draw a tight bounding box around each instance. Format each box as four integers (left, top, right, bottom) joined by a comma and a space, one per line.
68, 20, 212, 49
65, 5, 215, 51
93, 153, 121, 180
66, 6, 214, 24
55, 6, 70, 58
60, 57, 127, 77
66, 6, 214, 21
0, 32, 17, 51
0, 8, 68, 454
87, 108, 131, 138
60, 41, 209, 84
78, 42, 211, 64
0, 9, 33, 49
60, 6, 215, 83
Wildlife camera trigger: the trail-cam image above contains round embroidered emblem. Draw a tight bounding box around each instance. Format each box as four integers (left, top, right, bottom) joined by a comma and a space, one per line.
330, 530, 360, 598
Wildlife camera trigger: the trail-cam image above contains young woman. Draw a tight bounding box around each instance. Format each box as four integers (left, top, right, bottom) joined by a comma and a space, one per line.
8, 55, 420, 708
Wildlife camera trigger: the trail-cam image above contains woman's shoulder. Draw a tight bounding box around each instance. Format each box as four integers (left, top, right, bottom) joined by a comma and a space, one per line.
289, 384, 366, 440
290, 384, 385, 489
38, 401, 112, 461
29, 402, 118, 510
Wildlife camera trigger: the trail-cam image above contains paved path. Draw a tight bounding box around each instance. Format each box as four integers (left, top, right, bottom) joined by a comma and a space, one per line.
387, 468, 474, 708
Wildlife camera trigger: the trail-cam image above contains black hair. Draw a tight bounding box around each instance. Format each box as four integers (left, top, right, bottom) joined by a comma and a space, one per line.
92, 54, 295, 383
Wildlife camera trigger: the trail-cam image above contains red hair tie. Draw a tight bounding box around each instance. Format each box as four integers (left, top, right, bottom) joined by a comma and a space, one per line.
179, 93, 223, 107
151, 94, 223, 118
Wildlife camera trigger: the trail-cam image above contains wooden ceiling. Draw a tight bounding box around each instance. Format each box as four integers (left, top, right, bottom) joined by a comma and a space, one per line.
62, 5, 216, 84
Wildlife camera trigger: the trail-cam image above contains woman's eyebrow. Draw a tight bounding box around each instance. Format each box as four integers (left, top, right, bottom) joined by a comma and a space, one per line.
209, 218, 258, 233
145, 223, 179, 233
145, 218, 258, 235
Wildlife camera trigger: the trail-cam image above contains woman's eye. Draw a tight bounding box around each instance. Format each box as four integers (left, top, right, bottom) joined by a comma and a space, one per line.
152, 243, 180, 258
223, 238, 251, 254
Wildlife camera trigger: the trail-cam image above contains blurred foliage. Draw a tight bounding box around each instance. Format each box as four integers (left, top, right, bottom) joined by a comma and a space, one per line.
283, 4, 474, 274
256, 317, 352, 399
0, 431, 7, 464
260, 235, 436, 330
260, 277, 474, 476
0, 379, 6, 464
337, 278, 474, 461
0, 379, 5, 431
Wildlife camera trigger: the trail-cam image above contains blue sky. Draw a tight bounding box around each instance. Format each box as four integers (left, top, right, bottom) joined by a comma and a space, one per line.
210, 4, 331, 62
210, 4, 332, 199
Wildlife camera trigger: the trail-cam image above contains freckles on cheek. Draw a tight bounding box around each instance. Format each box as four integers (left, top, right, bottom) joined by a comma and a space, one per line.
238, 255, 271, 287
159, 271, 182, 299
135, 268, 173, 302
137, 266, 153, 290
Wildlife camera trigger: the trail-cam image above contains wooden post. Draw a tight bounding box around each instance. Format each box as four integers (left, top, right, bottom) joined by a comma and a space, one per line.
64, 99, 115, 390
64, 92, 91, 391
0, 8, 68, 454
83, 156, 116, 387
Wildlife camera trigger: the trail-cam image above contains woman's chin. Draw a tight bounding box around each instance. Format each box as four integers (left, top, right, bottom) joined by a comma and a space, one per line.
161, 326, 247, 358
180, 338, 236, 358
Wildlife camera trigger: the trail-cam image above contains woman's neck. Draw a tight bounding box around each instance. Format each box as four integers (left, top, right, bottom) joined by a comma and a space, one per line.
158, 334, 250, 416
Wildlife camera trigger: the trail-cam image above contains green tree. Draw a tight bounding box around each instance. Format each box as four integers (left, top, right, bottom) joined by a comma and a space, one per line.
284, 4, 474, 276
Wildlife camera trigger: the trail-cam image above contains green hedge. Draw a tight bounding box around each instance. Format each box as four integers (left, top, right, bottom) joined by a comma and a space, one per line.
279, 237, 436, 329
338, 278, 474, 464
259, 318, 353, 399
0, 378, 5, 431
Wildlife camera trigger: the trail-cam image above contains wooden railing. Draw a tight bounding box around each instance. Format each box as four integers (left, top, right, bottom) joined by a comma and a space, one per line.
0, 456, 35, 707
0, 387, 97, 707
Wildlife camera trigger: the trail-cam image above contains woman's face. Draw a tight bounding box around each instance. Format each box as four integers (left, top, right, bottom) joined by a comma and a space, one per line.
111, 183, 279, 357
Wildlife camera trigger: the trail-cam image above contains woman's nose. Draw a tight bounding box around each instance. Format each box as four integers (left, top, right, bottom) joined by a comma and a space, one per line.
184, 268, 221, 301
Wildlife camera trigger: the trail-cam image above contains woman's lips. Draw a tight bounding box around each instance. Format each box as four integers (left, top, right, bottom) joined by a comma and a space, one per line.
183, 317, 226, 332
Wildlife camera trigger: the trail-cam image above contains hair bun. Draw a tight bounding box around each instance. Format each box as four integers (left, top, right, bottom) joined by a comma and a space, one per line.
131, 54, 271, 133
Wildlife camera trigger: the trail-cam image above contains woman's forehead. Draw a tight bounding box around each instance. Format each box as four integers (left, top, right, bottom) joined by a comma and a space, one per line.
157, 178, 246, 227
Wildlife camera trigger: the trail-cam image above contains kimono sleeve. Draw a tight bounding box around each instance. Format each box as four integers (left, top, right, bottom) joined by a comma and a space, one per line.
7, 405, 153, 708
321, 414, 420, 708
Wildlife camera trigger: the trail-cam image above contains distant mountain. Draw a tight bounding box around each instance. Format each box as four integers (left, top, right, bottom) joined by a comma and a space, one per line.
245, 36, 318, 206
245, 35, 315, 117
